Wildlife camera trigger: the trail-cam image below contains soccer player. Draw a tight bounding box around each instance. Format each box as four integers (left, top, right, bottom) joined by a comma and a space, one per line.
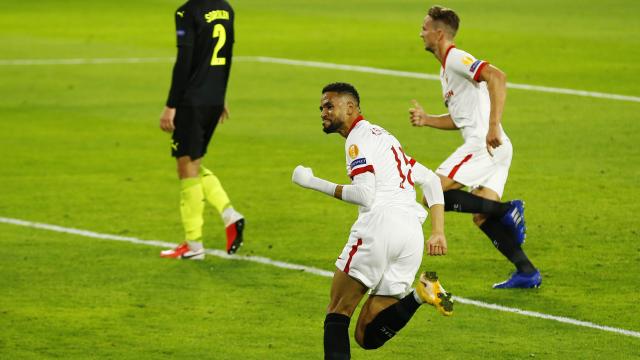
293, 82, 453, 359
159, 0, 244, 260
408, 6, 541, 288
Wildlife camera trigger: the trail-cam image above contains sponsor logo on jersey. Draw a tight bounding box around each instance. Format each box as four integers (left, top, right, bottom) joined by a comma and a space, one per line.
462, 56, 474, 65
348, 144, 359, 159
176, 29, 186, 36
350, 158, 367, 169
370, 127, 388, 136
444, 90, 454, 101
444, 90, 454, 108
205, 10, 230, 23
470, 60, 482, 73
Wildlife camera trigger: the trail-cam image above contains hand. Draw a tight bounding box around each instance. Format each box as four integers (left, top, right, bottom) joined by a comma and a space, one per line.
426, 232, 447, 256
159, 106, 176, 132
219, 104, 229, 124
409, 99, 426, 127
292, 165, 315, 188
485, 124, 502, 156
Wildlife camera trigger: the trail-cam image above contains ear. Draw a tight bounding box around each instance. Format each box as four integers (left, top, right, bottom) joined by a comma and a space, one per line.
346, 100, 355, 116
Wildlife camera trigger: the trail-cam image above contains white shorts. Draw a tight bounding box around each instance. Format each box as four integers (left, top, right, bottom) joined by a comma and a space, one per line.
436, 140, 513, 198
335, 207, 424, 298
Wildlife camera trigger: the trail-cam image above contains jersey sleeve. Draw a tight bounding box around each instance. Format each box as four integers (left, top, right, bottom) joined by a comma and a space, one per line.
345, 132, 375, 180
166, 4, 196, 107
174, 5, 196, 47
448, 49, 489, 82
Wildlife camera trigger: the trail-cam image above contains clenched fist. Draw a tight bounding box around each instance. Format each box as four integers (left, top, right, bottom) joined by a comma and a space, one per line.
292, 165, 315, 188
409, 99, 426, 127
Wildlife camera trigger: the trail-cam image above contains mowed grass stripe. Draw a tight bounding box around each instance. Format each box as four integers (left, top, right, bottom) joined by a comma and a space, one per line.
0, 56, 638, 103
2, 215, 639, 339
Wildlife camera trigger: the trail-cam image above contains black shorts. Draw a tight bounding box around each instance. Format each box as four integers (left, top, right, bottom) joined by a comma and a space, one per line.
171, 105, 223, 159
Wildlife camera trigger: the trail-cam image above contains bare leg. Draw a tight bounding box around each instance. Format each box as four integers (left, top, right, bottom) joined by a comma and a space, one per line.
324, 269, 368, 359
470, 186, 501, 226
176, 155, 201, 179
354, 295, 399, 347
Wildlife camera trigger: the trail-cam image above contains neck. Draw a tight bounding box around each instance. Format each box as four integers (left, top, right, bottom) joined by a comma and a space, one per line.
436, 40, 455, 65
339, 114, 363, 138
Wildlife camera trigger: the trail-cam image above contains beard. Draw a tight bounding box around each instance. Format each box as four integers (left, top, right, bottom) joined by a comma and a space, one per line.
425, 44, 435, 53
322, 118, 342, 134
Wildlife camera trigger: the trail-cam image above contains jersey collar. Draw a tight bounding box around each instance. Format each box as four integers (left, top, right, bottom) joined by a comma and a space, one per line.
442, 44, 456, 69
347, 115, 365, 135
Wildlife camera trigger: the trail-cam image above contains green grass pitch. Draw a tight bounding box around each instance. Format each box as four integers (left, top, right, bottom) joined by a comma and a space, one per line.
1, 0, 639, 358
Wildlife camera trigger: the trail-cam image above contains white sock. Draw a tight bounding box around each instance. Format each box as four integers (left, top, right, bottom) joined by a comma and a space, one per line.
222, 206, 243, 227
412, 289, 424, 304
187, 241, 203, 251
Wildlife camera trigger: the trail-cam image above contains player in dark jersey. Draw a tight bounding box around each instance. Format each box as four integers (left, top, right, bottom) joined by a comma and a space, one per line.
159, 0, 244, 260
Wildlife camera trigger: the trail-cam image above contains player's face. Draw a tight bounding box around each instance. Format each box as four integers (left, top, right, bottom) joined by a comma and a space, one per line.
421, 16, 438, 53
319, 92, 346, 134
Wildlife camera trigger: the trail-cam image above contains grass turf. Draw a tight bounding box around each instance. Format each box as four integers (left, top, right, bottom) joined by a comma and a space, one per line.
1, 0, 639, 358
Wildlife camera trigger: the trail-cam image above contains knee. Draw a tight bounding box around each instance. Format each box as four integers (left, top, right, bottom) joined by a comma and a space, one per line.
326, 301, 355, 318
472, 213, 487, 227
354, 325, 378, 350
355, 333, 367, 349
356, 324, 389, 350
176, 157, 201, 179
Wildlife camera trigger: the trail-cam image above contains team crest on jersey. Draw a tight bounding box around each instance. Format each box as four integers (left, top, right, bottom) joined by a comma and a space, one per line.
462, 56, 474, 65
470, 60, 482, 72
350, 158, 367, 170
348, 144, 359, 159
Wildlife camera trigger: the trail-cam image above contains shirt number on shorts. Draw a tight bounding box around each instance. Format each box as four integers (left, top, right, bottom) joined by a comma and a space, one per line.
391, 146, 414, 189
210, 24, 227, 66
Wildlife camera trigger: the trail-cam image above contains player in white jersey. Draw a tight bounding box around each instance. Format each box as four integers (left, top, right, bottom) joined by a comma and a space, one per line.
408, 6, 541, 289
292, 83, 453, 359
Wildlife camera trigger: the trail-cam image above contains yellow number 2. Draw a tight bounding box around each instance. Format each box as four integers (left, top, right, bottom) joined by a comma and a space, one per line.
210, 24, 226, 66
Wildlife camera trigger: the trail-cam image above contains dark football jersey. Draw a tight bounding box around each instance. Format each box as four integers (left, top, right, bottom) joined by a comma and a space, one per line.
167, 0, 234, 107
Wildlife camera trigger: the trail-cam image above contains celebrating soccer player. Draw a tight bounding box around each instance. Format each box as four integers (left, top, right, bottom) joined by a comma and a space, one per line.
293, 83, 453, 359
408, 6, 541, 288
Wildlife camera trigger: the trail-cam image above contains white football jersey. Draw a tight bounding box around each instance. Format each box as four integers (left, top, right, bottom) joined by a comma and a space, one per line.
345, 116, 427, 221
440, 46, 508, 145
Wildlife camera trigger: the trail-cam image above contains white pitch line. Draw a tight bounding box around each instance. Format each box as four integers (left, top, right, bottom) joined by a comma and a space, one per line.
0, 217, 333, 278
1, 216, 639, 339
237, 56, 640, 103
453, 297, 640, 339
0, 55, 638, 103
0, 57, 174, 65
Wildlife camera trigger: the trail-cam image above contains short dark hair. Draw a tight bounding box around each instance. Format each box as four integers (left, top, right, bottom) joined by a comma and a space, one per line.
322, 82, 360, 107
428, 5, 460, 37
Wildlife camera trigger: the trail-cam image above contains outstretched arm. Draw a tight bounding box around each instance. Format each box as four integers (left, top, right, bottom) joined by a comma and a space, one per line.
292, 165, 375, 207
408, 100, 458, 130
